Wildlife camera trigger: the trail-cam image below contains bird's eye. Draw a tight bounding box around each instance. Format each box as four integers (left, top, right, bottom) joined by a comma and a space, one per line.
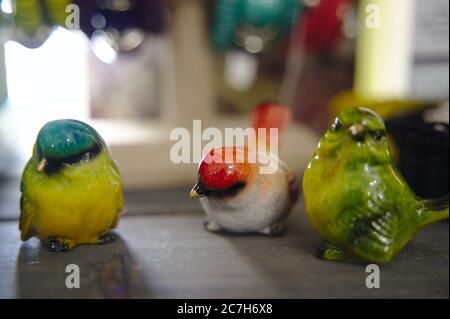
372, 130, 386, 141
331, 118, 343, 132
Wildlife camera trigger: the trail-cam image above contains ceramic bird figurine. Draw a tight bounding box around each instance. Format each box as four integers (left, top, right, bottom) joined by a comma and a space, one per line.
303, 107, 449, 263
20, 119, 123, 252
190, 103, 299, 235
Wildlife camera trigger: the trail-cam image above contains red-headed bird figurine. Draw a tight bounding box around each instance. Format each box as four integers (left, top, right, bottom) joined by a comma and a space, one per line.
190, 103, 299, 235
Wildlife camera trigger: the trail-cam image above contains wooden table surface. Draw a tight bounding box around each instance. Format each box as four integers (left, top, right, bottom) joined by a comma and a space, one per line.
0, 178, 448, 299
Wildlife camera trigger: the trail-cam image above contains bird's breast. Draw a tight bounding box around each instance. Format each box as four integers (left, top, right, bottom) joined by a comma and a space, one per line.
29, 152, 122, 243
200, 167, 290, 232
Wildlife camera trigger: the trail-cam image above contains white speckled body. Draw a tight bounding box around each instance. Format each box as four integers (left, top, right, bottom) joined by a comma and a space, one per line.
199, 155, 294, 234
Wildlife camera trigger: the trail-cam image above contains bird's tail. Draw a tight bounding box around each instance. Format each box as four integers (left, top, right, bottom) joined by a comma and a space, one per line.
419, 195, 449, 228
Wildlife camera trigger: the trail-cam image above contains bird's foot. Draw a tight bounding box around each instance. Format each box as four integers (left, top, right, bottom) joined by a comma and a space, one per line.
47, 238, 74, 252
260, 223, 285, 236
316, 242, 354, 261
204, 219, 223, 233
97, 233, 115, 245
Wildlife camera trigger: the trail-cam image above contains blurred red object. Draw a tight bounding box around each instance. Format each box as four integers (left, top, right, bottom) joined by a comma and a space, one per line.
297, 0, 351, 53
251, 102, 291, 144
287, 0, 354, 134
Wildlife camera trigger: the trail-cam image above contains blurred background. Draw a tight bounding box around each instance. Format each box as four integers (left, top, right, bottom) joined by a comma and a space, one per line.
0, 0, 448, 197
0, 0, 448, 300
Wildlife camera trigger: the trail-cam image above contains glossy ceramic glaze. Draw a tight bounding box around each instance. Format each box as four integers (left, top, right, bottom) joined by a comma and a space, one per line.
303, 108, 449, 263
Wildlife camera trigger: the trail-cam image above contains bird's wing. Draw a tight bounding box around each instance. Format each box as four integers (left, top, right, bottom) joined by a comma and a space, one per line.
19, 177, 37, 241
110, 187, 123, 229
110, 160, 124, 229
339, 201, 400, 262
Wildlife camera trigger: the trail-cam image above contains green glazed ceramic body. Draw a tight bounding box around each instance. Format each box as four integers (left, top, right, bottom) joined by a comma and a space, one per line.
303, 107, 449, 263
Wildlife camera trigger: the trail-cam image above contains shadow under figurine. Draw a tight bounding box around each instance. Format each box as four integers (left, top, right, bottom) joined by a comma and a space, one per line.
303, 107, 449, 263
19, 119, 123, 252
190, 103, 299, 235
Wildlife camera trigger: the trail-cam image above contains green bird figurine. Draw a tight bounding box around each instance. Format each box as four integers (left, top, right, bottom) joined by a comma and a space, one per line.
303, 107, 449, 263
20, 119, 123, 252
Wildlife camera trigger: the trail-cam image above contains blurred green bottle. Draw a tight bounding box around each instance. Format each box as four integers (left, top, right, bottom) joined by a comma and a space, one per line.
211, 0, 302, 52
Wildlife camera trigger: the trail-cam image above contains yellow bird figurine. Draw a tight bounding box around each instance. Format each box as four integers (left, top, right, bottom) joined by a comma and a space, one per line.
19, 119, 123, 252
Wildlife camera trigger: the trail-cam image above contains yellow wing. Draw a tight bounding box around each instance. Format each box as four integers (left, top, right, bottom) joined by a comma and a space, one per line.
19, 161, 37, 241
109, 159, 124, 229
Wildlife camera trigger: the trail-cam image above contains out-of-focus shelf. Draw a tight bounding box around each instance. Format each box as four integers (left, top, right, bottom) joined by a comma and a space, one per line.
0, 186, 448, 298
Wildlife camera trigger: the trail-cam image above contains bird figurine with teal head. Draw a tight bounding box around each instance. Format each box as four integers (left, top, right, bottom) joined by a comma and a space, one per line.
303, 107, 449, 263
20, 119, 123, 252
190, 103, 299, 235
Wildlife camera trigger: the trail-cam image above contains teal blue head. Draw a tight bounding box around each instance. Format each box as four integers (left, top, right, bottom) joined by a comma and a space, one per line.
319, 107, 393, 165
35, 120, 106, 174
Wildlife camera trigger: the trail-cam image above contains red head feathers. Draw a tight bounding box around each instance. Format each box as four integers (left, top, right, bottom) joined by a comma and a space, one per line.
198, 147, 252, 191
195, 102, 291, 192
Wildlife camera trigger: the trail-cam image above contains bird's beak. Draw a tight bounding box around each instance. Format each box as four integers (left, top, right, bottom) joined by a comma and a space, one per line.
190, 183, 207, 199
37, 158, 47, 173
349, 123, 365, 141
